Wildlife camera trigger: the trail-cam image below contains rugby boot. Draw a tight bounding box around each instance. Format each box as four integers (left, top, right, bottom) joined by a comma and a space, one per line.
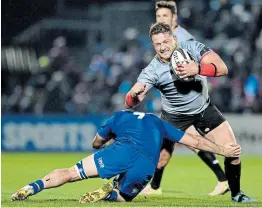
11, 185, 34, 201
79, 182, 113, 203
232, 191, 257, 203
139, 184, 162, 195
208, 181, 230, 196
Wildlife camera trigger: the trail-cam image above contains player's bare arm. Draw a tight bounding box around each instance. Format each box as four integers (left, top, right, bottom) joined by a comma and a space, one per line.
176, 51, 228, 78
125, 83, 148, 108
92, 133, 108, 149
179, 133, 241, 158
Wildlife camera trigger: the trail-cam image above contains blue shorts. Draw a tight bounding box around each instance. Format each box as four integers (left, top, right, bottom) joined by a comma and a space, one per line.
94, 141, 155, 200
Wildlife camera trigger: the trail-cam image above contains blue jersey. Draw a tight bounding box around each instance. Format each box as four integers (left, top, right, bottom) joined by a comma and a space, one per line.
97, 110, 185, 165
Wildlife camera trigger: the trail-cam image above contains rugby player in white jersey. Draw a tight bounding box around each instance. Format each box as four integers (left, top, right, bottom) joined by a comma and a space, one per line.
141, 0, 228, 196
125, 22, 256, 203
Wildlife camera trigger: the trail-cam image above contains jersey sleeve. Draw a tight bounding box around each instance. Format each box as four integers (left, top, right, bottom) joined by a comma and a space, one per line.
179, 40, 212, 62
162, 120, 185, 142
97, 116, 115, 139
137, 64, 158, 90
173, 27, 195, 43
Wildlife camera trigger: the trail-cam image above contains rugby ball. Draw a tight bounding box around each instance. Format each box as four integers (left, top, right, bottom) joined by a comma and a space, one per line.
170, 48, 195, 82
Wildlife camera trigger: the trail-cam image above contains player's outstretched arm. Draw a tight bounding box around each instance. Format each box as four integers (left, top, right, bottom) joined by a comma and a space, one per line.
125, 82, 147, 108
179, 133, 241, 157
163, 119, 240, 157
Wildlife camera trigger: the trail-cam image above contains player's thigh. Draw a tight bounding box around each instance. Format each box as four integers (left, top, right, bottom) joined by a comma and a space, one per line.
195, 103, 237, 146
80, 154, 99, 178
68, 154, 98, 181
118, 156, 155, 201
205, 121, 237, 146
93, 142, 136, 179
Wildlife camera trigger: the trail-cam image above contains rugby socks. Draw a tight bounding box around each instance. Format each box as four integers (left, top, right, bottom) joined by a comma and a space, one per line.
198, 151, 227, 182
29, 180, 44, 195
151, 168, 164, 190
76, 160, 88, 180
105, 190, 118, 201
224, 158, 241, 197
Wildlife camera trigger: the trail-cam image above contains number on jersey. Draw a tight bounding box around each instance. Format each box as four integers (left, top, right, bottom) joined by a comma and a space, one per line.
133, 112, 145, 119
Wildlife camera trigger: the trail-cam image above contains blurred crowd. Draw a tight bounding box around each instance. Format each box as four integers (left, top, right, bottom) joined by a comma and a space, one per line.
2, 0, 262, 115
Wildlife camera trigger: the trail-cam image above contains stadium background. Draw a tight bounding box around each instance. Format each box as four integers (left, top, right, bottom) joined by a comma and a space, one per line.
2, 0, 262, 153
1, 0, 262, 206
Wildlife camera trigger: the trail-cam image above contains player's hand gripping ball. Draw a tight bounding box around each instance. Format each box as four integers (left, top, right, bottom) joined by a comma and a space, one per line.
170, 48, 195, 82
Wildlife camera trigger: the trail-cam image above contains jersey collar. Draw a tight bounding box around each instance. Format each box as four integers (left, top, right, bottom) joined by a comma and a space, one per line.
157, 55, 170, 64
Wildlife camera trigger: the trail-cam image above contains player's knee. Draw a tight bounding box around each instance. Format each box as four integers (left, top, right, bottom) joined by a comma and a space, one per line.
52, 168, 75, 182
66, 166, 78, 180
224, 142, 241, 164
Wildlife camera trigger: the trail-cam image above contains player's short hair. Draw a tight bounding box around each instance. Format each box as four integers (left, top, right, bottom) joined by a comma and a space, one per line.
155, 0, 177, 14
149, 22, 172, 39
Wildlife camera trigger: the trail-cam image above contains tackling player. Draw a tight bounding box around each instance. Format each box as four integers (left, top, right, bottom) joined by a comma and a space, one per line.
11, 110, 241, 203
142, 0, 228, 196
125, 22, 256, 203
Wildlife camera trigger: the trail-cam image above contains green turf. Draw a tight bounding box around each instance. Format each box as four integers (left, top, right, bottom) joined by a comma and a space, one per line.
1, 153, 262, 207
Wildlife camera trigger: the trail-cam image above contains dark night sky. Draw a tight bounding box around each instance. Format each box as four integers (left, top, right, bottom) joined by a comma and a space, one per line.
1, 0, 181, 45
2, 0, 55, 44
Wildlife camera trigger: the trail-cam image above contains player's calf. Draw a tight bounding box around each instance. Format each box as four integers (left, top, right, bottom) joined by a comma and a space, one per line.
224, 157, 256, 203
11, 155, 98, 201
11, 167, 79, 201
157, 149, 172, 169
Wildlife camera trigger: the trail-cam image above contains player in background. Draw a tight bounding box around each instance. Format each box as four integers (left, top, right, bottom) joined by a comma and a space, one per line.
141, 0, 228, 196
11, 110, 241, 203
125, 22, 256, 203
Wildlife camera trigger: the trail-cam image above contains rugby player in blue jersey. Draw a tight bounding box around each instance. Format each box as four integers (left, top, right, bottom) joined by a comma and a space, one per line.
141, 0, 228, 196
11, 110, 240, 203
125, 22, 256, 203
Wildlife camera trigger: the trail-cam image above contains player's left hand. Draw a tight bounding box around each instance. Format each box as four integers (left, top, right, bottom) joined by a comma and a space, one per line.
223, 143, 241, 157
176, 60, 199, 78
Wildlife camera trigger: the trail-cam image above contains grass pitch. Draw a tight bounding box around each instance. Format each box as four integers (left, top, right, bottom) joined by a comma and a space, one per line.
1, 153, 262, 207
